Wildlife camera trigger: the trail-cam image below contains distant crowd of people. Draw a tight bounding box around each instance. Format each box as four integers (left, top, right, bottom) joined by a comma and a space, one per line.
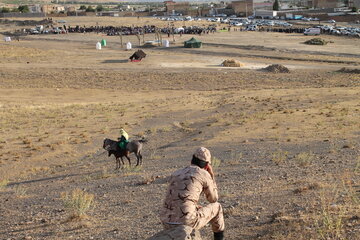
67, 25, 156, 35
258, 27, 307, 34
65, 25, 217, 36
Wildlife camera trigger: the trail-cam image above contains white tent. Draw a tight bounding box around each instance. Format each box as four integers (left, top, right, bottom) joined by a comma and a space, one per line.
126, 42, 132, 50
96, 42, 101, 50
163, 40, 170, 47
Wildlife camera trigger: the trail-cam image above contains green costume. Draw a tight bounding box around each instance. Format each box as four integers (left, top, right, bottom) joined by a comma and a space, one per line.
119, 129, 129, 150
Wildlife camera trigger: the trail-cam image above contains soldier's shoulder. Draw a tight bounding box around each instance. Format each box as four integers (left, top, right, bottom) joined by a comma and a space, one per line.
191, 166, 211, 179
172, 166, 191, 177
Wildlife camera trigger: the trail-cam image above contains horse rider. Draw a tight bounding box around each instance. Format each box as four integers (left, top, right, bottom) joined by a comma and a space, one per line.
160, 147, 225, 240
118, 128, 129, 150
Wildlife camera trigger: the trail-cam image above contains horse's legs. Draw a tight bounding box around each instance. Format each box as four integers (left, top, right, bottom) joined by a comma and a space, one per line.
135, 152, 141, 166
125, 155, 131, 166
115, 157, 119, 170
120, 157, 125, 169
139, 152, 143, 165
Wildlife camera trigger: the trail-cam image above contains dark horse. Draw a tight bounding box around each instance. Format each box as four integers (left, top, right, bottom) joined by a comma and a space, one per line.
103, 138, 146, 169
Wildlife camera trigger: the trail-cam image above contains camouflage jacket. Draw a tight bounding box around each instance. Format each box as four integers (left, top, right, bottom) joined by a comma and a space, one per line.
160, 165, 218, 226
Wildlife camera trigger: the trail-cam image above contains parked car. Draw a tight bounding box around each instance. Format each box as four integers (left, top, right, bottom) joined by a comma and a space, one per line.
246, 25, 257, 31
304, 28, 321, 36
30, 29, 39, 34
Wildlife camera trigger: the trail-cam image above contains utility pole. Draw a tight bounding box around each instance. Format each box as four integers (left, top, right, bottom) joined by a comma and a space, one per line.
245, 2, 247, 17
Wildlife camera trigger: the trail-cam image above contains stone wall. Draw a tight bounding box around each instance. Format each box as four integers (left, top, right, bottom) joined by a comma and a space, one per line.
0, 12, 45, 18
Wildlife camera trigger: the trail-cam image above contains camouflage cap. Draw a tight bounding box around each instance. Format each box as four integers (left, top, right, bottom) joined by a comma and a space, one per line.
194, 147, 211, 163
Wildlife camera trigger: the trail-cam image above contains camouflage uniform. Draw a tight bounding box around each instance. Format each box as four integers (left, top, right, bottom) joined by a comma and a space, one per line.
160, 165, 225, 232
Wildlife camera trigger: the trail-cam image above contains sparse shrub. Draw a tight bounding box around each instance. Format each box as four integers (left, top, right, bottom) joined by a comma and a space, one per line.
95, 167, 113, 179
0, 179, 9, 190
354, 156, 360, 173
316, 192, 344, 240
295, 152, 314, 167
305, 38, 329, 45
159, 126, 172, 132
211, 157, 221, 169
149, 148, 161, 160
219, 190, 232, 198
229, 151, 242, 165
13, 185, 27, 197
271, 150, 288, 165
61, 189, 94, 218
138, 175, 160, 185
293, 182, 322, 194
22, 138, 31, 145
122, 165, 143, 176
222, 59, 244, 67
223, 204, 240, 218
342, 178, 360, 205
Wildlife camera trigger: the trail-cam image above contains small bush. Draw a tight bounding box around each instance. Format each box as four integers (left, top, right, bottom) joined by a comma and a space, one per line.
229, 151, 242, 165
271, 150, 288, 165
222, 59, 245, 67
355, 156, 360, 173
13, 186, 27, 197
295, 152, 314, 167
316, 191, 344, 240
0, 179, 9, 190
61, 189, 94, 218
122, 165, 143, 176
211, 157, 221, 169
305, 38, 329, 45
95, 167, 113, 179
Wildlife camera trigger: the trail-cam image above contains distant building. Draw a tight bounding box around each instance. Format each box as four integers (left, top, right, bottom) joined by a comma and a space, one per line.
254, 10, 277, 18
312, 0, 343, 8
164, 1, 190, 15
253, 0, 273, 10
66, 6, 76, 13
351, 0, 360, 8
231, 0, 254, 16
279, 0, 311, 9
41, 5, 65, 14
28, 4, 42, 13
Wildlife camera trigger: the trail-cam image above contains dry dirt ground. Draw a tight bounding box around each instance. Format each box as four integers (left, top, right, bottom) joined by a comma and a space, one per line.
0, 17, 360, 240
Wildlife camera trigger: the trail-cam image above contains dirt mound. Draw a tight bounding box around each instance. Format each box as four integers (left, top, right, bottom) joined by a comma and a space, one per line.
222, 59, 245, 67
304, 38, 329, 45
263, 64, 290, 73
337, 67, 360, 74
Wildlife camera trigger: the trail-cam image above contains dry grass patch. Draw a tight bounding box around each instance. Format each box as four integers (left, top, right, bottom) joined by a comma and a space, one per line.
354, 156, 360, 173
122, 165, 143, 176
271, 150, 288, 165
221, 59, 245, 67
0, 179, 9, 190
293, 182, 322, 194
294, 152, 314, 167
61, 189, 94, 219
228, 151, 243, 165
211, 156, 221, 169
13, 185, 27, 197
173, 121, 194, 132
315, 190, 345, 240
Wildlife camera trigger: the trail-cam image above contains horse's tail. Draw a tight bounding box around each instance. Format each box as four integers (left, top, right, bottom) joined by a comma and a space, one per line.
138, 139, 148, 144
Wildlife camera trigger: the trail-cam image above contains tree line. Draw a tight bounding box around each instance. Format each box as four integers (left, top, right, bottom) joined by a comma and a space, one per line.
1, 5, 30, 13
